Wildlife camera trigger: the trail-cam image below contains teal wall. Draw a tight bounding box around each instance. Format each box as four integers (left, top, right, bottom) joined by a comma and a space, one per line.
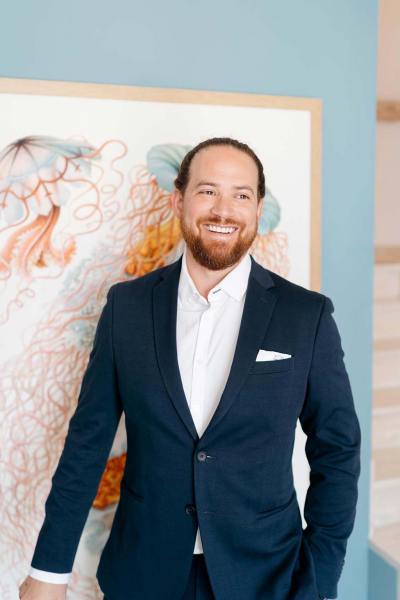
369, 546, 398, 600
0, 1, 378, 597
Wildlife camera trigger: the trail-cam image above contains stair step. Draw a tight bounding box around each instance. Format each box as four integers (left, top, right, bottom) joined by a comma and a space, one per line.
374, 387, 400, 408
373, 447, 400, 480
374, 263, 400, 301
374, 338, 400, 351
371, 479, 400, 527
373, 349, 400, 389
372, 407, 400, 449
371, 522, 400, 565
373, 301, 400, 340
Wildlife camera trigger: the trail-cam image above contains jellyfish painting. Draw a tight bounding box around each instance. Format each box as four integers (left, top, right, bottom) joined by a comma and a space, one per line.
0, 135, 290, 600
0, 135, 99, 278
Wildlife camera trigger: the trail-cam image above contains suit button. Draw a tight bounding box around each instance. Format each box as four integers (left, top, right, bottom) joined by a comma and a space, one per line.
185, 504, 196, 516
197, 451, 207, 462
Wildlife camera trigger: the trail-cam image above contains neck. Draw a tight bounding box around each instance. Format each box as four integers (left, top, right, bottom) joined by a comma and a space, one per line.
185, 247, 244, 299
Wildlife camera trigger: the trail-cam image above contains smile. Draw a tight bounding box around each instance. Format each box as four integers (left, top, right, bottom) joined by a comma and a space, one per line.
203, 224, 238, 234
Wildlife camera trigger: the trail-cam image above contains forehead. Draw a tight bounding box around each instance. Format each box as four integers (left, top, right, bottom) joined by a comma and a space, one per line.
189, 145, 258, 184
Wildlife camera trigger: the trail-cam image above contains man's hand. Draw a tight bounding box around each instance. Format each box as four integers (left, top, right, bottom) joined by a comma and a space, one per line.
19, 575, 67, 599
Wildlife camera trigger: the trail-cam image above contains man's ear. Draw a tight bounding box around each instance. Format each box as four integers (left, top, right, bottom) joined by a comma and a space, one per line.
171, 189, 183, 218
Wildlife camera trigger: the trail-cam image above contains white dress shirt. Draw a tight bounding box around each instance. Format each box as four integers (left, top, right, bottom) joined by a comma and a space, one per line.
176, 244, 251, 553
30, 245, 251, 583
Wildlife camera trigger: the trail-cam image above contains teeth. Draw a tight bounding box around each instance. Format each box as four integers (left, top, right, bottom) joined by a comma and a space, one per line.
205, 224, 236, 234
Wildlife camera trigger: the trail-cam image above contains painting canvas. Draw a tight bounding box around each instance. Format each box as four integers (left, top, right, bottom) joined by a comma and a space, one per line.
0, 78, 321, 599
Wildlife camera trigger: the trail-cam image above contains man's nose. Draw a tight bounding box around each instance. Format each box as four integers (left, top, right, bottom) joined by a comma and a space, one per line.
209, 194, 234, 219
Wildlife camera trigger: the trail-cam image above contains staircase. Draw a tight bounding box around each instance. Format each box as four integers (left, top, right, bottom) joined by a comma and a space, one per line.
370, 260, 400, 567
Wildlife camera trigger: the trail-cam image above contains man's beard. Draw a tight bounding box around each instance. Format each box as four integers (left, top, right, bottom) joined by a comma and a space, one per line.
179, 215, 258, 271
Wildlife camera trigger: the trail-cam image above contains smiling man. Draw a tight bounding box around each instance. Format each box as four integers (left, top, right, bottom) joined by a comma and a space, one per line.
21, 137, 361, 600
176, 142, 261, 279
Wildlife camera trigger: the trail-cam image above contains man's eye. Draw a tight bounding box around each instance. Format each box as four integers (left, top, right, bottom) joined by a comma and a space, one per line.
200, 190, 214, 195
238, 194, 250, 199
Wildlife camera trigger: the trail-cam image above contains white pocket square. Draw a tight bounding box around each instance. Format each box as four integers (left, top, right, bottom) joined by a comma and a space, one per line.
256, 349, 292, 361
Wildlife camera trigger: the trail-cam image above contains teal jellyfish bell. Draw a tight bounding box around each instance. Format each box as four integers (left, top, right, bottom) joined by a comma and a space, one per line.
258, 187, 281, 234
146, 143, 193, 193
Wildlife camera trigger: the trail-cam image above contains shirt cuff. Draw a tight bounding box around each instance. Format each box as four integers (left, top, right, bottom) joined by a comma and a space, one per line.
29, 567, 71, 584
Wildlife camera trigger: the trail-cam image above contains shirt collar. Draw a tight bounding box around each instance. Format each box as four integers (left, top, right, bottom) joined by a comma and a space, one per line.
178, 243, 251, 306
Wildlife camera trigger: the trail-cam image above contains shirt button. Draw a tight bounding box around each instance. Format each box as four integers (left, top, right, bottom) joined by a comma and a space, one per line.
197, 451, 207, 462
185, 504, 197, 516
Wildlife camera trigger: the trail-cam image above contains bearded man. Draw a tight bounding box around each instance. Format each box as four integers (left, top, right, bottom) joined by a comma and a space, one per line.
20, 137, 361, 600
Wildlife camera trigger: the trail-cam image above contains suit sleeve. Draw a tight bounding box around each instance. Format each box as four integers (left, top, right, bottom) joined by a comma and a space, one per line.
30, 284, 123, 573
299, 295, 361, 599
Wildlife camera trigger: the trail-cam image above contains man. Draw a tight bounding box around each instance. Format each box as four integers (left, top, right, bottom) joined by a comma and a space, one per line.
20, 137, 361, 600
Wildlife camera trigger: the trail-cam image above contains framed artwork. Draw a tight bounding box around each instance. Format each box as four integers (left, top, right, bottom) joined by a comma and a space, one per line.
0, 77, 322, 599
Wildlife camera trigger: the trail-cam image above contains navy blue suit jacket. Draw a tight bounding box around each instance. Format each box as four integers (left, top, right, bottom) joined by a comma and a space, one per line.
31, 254, 361, 600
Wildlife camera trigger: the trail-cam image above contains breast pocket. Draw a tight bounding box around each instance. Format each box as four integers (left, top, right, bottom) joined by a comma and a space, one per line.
248, 356, 295, 374
233, 356, 299, 432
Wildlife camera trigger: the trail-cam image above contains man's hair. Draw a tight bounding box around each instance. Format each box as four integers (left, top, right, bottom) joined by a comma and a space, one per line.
174, 136, 266, 202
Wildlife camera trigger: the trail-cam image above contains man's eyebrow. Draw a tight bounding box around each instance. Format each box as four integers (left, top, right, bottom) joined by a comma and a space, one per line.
232, 185, 255, 194
194, 181, 218, 188
195, 181, 255, 194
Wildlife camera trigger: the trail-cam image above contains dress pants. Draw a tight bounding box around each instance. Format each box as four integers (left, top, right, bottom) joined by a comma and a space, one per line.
103, 552, 215, 600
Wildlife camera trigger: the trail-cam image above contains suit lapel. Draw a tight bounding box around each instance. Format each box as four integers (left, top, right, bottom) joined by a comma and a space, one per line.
152, 254, 277, 442
153, 255, 199, 440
